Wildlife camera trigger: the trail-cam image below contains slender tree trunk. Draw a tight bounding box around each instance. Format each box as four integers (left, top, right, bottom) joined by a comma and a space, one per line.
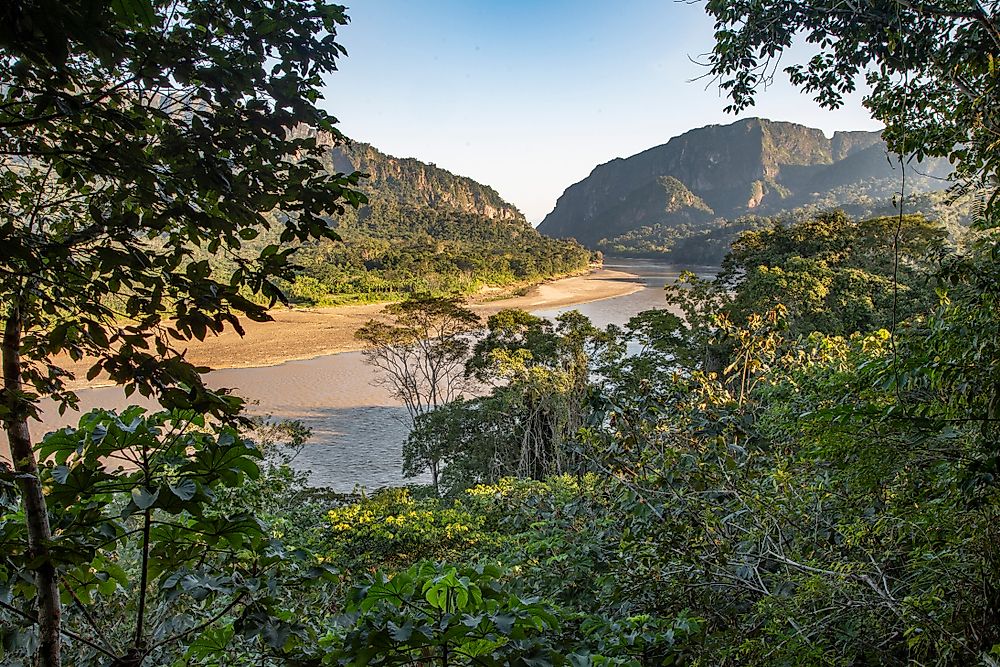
703, 343, 728, 379
134, 508, 152, 649
430, 460, 440, 497
2, 303, 62, 667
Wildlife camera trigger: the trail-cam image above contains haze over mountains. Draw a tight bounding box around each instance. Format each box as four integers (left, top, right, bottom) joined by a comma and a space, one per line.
537, 118, 953, 255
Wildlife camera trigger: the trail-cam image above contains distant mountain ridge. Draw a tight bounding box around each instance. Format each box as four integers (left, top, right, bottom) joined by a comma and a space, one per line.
295, 127, 526, 224
278, 128, 591, 304
538, 118, 952, 248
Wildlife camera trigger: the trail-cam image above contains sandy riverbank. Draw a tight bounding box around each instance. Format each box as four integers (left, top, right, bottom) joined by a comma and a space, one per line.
58, 268, 642, 391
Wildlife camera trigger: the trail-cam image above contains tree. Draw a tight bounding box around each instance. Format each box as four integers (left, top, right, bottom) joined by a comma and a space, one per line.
355, 295, 480, 492
651, 211, 947, 391
403, 395, 514, 493
402, 399, 470, 491
461, 310, 608, 483
1, 409, 337, 667
398, 310, 613, 494
704, 0, 1000, 217
0, 2, 363, 665
718, 211, 946, 336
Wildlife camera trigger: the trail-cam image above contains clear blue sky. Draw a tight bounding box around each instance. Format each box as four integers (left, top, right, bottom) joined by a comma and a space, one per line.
321, 1, 880, 223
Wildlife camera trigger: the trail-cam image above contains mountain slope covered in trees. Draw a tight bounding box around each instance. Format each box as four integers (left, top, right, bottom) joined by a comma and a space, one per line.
285, 130, 592, 303
538, 118, 955, 262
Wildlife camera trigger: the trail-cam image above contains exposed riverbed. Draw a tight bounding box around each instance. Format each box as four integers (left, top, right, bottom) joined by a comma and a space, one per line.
26, 260, 711, 490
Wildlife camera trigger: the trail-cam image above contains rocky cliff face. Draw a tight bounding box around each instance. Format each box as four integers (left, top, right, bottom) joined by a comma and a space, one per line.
301, 128, 525, 223
831, 130, 885, 161
538, 118, 951, 247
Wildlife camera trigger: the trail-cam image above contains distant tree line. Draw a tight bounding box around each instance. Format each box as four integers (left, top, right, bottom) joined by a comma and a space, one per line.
289, 200, 593, 305
598, 190, 976, 265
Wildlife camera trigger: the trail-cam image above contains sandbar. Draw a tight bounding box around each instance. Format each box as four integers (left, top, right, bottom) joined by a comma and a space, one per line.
57, 268, 642, 391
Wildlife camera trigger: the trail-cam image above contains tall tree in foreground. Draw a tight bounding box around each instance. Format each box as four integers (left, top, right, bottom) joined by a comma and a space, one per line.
356, 295, 480, 492
0, 1, 363, 665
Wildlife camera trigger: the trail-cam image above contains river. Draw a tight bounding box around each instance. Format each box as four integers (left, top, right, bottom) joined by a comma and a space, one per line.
29, 260, 710, 491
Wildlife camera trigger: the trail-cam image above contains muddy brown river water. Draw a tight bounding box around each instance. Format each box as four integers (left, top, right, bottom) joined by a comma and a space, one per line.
27, 261, 710, 490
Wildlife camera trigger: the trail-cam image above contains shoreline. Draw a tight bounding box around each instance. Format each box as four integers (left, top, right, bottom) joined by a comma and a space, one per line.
60, 268, 643, 391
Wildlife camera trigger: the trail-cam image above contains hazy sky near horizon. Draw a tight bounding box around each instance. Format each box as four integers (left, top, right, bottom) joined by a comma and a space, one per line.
321, 1, 881, 223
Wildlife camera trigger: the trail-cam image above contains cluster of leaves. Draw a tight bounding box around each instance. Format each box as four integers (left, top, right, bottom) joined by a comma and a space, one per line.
0, 412, 707, 665
0, 3, 369, 664
317, 563, 570, 667
318, 561, 701, 667
312, 478, 703, 666
582, 230, 1000, 662
322, 488, 493, 575
1, 0, 365, 416
646, 210, 947, 379
0, 409, 338, 665
717, 210, 947, 335
370, 203, 1000, 663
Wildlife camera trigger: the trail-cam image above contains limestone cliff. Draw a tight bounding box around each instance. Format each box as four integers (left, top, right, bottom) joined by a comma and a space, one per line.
300, 128, 525, 223
538, 118, 951, 247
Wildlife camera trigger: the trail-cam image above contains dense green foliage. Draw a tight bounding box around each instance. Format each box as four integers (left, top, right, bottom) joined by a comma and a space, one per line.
6, 207, 1000, 665
0, 409, 340, 665
0, 1, 364, 664
373, 209, 1000, 664
717, 211, 946, 335
288, 201, 593, 306
5, 0, 1000, 665
322, 563, 573, 667
598, 192, 974, 265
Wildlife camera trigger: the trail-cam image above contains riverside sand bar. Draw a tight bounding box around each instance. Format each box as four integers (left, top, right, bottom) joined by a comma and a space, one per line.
55, 268, 642, 392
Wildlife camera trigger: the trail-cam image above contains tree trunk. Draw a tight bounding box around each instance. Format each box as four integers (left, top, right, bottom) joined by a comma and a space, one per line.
703, 343, 728, 379
2, 304, 62, 667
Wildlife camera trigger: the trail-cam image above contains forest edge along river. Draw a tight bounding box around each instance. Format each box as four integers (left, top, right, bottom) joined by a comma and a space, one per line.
21, 261, 707, 491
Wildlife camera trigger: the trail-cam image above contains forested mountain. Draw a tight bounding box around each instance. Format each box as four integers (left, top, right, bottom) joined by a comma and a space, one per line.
282, 129, 592, 304
538, 118, 955, 261
320, 135, 523, 222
